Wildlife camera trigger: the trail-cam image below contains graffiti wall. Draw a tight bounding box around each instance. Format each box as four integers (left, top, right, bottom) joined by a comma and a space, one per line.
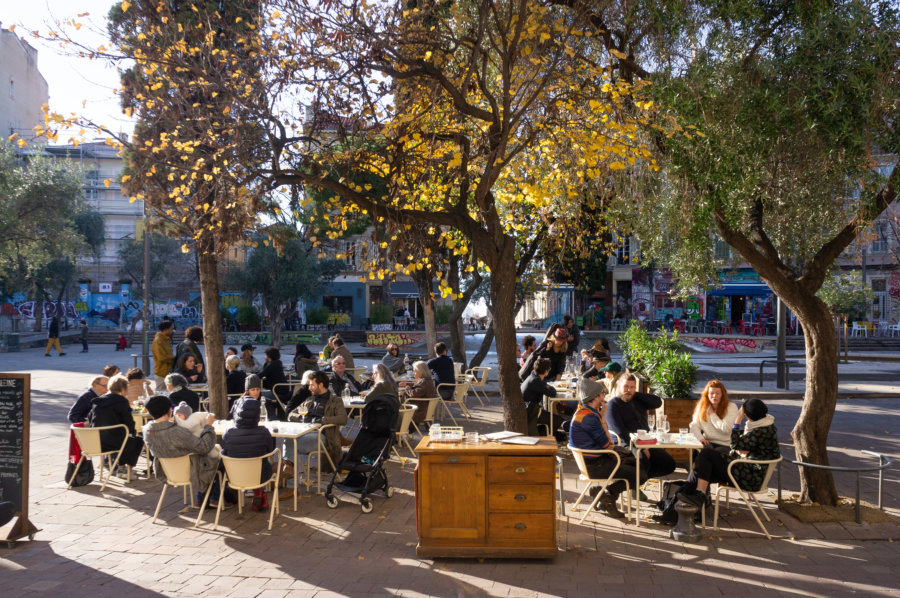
684, 336, 771, 353
222, 332, 323, 347
365, 332, 425, 348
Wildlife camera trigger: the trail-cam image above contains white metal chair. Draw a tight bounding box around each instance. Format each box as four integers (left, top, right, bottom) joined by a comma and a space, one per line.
407, 397, 441, 437
392, 406, 418, 460
851, 322, 868, 337
436, 382, 471, 425
568, 445, 632, 524
709, 456, 783, 539
69, 424, 129, 491
453, 362, 466, 383
212, 448, 281, 531
465, 367, 491, 406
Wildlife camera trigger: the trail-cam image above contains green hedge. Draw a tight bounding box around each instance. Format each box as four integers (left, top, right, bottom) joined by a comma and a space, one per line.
619, 322, 697, 398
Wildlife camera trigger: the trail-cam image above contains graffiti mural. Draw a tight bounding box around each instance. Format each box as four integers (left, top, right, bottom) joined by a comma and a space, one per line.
222, 332, 323, 347
696, 337, 758, 353
366, 332, 424, 348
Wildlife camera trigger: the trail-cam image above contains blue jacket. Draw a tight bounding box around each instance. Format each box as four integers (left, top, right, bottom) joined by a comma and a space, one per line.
68, 388, 98, 423
569, 405, 613, 460
427, 354, 455, 386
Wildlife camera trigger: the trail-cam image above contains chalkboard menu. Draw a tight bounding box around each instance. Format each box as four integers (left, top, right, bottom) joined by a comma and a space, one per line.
0, 373, 37, 545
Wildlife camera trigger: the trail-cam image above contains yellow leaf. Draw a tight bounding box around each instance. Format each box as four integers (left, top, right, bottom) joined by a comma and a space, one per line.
103, 179, 112, 188
181, 243, 191, 254
609, 48, 627, 60
120, 0, 131, 11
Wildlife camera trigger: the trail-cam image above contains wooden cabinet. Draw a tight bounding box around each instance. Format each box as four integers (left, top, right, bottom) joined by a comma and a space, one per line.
415, 437, 558, 558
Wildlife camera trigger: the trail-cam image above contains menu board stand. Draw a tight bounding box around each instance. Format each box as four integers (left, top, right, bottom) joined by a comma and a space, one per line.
0, 373, 39, 547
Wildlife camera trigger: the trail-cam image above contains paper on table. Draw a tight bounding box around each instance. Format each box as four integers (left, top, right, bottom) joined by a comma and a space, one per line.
498, 436, 541, 445
481, 430, 522, 441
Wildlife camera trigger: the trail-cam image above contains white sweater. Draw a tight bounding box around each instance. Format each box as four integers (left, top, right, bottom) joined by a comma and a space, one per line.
690, 402, 739, 446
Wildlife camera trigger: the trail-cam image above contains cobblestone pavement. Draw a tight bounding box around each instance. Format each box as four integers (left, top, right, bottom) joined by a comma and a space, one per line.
0, 344, 898, 597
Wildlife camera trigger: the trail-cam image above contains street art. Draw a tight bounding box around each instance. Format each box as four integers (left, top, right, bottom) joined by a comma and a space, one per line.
366, 332, 424, 348
222, 332, 323, 346
697, 337, 758, 353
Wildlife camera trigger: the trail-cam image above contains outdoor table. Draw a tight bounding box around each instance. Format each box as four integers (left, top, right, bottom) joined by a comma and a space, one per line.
546, 380, 576, 435
629, 432, 703, 527
213, 419, 320, 511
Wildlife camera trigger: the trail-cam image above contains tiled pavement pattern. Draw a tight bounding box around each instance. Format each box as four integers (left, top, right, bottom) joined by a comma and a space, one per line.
1, 344, 898, 597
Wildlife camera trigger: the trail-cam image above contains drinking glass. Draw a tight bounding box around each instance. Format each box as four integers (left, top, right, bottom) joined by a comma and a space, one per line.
647, 414, 656, 434
679, 428, 689, 443
661, 418, 670, 435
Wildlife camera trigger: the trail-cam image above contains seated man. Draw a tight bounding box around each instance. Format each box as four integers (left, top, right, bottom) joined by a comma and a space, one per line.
570, 378, 644, 519
381, 343, 408, 376
330, 336, 355, 369
142, 395, 219, 507
605, 373, 676, 479
329, 356, 363, 397
427, 342, 456, 400
296, 371, 348, 473
68, 375, 108, 423
520, 357, 556, 436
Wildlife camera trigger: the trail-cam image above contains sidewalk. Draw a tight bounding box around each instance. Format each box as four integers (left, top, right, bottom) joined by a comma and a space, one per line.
1, 344, 898, 597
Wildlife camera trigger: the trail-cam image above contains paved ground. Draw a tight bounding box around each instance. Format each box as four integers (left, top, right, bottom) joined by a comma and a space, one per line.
0, 343, 898, 597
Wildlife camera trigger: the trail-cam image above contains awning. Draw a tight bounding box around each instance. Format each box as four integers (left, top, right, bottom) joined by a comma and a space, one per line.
390, 281, 440, 298
705, 283, 773, 296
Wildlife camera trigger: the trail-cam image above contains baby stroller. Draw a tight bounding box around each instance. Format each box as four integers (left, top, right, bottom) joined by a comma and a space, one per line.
325, 393, 399, 513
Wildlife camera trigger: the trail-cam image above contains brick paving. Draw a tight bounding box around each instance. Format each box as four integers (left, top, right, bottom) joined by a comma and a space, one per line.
1, 344, 899, 597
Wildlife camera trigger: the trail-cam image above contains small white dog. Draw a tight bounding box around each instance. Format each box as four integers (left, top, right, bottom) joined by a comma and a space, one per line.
173, 402, 220, 458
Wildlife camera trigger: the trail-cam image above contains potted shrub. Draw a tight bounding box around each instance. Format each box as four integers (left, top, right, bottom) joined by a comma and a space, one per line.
369, 304, 392, 331
649, 339, 699, 461
236, 305, 262, 331
306, 306, 330, 331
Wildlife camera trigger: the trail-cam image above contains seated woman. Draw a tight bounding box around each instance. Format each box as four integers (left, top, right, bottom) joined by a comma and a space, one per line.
225, 354, 247, 396
125, 367, 153, 405
690, 380, 739, 452
165, 373, 200, 413
293, 343, 318, 376
88, 374, 144, 475
221, 397, 276, 510
655, 398, 779, 523
175, 353, 203, 385
380, 343, 408, 376
402, 361, 437, 426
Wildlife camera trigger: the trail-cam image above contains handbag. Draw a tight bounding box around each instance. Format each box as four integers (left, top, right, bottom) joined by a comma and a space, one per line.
279, 460, 294, 488
65, 459, 95, 487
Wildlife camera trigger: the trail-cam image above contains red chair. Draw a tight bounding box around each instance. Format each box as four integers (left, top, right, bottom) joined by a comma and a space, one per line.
674, 319, 685, 333
719, 322, 733, 334
738, 320, 751, 335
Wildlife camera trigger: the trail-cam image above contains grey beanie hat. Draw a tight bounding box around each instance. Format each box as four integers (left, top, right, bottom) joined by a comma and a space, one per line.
578, 377, 606, 404
245, 373, 262, 391
173, 401, 193, 419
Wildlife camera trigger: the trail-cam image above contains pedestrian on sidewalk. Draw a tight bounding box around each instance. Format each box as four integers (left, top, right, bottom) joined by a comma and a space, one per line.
79, 320, 89, 353
45, 316, 66, 356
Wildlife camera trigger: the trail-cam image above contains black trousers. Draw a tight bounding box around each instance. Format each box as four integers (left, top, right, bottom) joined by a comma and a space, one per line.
638, 448, 677, 479
682, 447, 730, 493
585, 453, 646, 498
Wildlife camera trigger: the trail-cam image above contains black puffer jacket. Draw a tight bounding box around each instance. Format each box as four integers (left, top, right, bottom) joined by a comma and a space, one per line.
169, 387, 200, 413
88, 392, 135, 451
222, 398, 275, 460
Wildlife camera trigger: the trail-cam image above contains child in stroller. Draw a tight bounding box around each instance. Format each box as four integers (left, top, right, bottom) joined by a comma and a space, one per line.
325, 392, 399, 513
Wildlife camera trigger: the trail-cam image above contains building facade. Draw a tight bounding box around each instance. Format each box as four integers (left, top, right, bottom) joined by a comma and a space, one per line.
0, 26, 48, 144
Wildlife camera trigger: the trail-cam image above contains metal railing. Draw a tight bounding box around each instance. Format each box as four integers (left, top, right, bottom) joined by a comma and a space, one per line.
777, 450, 892, 523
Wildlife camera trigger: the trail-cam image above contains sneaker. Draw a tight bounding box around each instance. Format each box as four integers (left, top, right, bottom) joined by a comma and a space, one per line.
44, 354, 51, 357
59, 352, 67, 356
651, 511, 678, 526
596, 491, 626, 519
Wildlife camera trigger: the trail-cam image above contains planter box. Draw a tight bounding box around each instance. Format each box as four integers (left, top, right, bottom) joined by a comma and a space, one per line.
306, 324, 328, 331
370, 323, 392, 332
653, 397, 698, 462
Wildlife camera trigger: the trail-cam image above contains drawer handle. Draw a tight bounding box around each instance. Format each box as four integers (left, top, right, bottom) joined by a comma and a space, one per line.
514, 466, 527, 474
448, 456, 459, 463
514, 523, 527, 530
514, 494, 527, 501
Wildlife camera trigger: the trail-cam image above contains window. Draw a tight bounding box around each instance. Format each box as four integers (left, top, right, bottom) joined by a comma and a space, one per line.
615, 235, 631, 265
870, 221, 890, 254
8, 78, 14, 100
340, 240, 358, 270
714, 240, 731, 260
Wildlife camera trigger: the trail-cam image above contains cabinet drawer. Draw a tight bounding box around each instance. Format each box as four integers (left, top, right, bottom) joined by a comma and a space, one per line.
488, 484, 554, 512
487, 513, 556, 546
488, 456, 554, 484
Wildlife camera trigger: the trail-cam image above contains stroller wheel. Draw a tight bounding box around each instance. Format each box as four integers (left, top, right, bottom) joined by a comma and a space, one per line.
360, 498, 374, 513
326, 495, 339, 509
385, 486, 394, 498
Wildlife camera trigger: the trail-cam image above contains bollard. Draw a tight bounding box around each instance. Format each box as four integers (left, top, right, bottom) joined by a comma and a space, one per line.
670, 501, 702, 543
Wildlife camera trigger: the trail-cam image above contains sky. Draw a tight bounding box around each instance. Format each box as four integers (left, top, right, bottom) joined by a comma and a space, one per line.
3, 0, 134, 139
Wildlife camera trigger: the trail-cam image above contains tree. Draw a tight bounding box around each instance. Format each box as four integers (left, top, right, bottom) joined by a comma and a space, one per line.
0, 144, 93, 328
118, 233, 189, 300
226, 227, 343, 347
596, 0, 899, 503
106, 0, 272, 418
818, 270, 875, 360
263, 0, 651, 431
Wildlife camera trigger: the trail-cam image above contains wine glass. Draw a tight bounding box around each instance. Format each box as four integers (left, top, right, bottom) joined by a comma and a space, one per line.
661, 416, 670, 436
647, 414, 656, 435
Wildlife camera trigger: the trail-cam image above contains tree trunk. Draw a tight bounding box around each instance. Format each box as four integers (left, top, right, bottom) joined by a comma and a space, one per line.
448, 257, 479, 369
197, 244, 227, 418
469, 323, 494, 369
270, 302, 284, 348
789, 294, 840, 505
422, 297, 437, 358
449, 314, 467, 369
490, 265, 526, 433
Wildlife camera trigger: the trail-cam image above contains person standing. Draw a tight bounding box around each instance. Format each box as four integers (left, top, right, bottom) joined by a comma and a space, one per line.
152, 321, 175, 389
45, 316, 65, 356
79, 320, 89, 353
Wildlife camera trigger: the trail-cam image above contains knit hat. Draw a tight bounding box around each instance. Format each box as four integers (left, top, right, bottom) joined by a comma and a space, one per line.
146, 395, 173, 419
578, 378, 606, 404
553, 327, 568, 340
600, 361, 622, 373
173, 401, 193, 419
245, 374, 262, 391
743, 398, 768, 421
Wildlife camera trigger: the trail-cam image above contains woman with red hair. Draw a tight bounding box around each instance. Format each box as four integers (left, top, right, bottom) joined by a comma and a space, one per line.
690, 380, 739, 452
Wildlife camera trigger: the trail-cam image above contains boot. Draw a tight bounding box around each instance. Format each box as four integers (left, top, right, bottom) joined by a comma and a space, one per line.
252, 489, 269, 511
340, 435, 353, 447
595, 491, 626, 519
